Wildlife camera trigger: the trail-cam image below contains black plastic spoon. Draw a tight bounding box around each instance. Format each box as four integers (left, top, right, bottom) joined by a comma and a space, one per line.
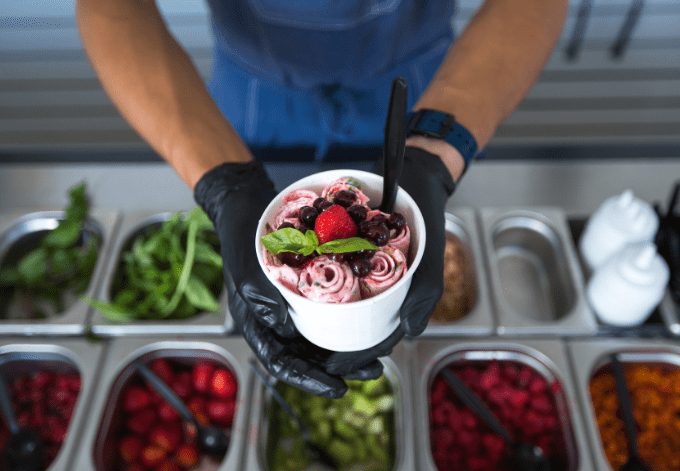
0, 375, 44, 471
610, 355, 651, 471
136, 363, 229, 457
439, 368, 550, 471
378, 77, 408, 214
250, 360, 337, 469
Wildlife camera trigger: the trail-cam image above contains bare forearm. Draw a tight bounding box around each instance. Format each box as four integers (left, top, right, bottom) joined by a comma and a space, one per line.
76, 0, 251, 188
411, 0, 568, 177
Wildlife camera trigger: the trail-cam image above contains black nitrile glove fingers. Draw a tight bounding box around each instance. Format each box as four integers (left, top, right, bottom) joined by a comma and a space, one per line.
399, 260, 444, 336
343, 360, 384, 381
397, 147, 456, 337
323, 327, 404, 377
247, 321, 348, 399
195, 162, 289, 332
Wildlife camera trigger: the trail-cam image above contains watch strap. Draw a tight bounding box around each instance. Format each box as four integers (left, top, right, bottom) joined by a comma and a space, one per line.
406, 110, 478, 168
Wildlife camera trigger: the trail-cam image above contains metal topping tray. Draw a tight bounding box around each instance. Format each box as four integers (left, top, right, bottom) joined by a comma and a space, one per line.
422, 208, 495, 336
479, 208, 597, 335
0, 209, 119, 335
411, 338, 594, 471
659, 291, 680, 335
0, 338, 107, 471
241, 342, 416, 471
567, 338, 680, 471
88, 211, 233, 336
72, 336, 253, 471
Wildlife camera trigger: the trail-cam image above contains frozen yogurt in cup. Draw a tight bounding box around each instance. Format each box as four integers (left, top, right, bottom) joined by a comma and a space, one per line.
255, 170, 425, 351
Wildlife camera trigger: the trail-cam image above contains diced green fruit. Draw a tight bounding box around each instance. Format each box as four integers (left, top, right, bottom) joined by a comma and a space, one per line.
327, 439, 354, 466
374, 394, 394, 412
367, 416, 385, 435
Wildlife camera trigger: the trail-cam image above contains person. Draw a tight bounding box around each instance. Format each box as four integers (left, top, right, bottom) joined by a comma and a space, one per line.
76, 0, 568, 398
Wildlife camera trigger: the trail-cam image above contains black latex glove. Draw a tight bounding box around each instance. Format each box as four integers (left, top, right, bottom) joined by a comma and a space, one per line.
195, 161, 381, 398
323, 146, 456, 376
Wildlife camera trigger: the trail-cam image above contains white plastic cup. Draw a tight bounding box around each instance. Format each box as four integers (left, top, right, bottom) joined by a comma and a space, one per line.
587, 242, 670, 327
579, 190, 658, 271
255, 169, 426, 352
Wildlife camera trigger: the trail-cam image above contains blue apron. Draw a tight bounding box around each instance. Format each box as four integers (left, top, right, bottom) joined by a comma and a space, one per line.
205, 0, 455, 158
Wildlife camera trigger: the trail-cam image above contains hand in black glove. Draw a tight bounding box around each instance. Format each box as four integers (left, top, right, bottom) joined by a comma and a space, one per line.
323, 146, 456, 376
194, 161, 381, 398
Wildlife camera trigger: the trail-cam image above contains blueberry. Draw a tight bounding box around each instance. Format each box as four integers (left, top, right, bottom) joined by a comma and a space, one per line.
364, 224, 389, 246
278, 222, 295, 230
346, 249, 375, 262
334, 190, 356, 207
387, 212, 406, 231
278, 252, 309, 267
347, 205, 368, 223
313, 197, 333, 212
299, 206, 319, 227
371, 214, 388, 225
351, 258, 372, 277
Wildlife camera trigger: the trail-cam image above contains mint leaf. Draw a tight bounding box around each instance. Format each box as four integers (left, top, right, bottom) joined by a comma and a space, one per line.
305, 230, 319, 248
185, 275, 220, 312
317, 237, 378, 254
261, 228, 317, 256
85, 298, 134, 322
44, 219, 81, 248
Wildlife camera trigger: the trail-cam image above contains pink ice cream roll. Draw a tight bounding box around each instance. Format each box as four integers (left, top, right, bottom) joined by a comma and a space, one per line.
322, 177, 370, 206
273, 189, 319, 229
360, 247, 407, 298
297, 256, 361, 303
262, 249, 301, 294
366, 210, 411, 256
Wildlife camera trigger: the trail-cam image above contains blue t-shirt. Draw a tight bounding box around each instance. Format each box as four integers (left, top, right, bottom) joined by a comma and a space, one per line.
205, 0, 454, 156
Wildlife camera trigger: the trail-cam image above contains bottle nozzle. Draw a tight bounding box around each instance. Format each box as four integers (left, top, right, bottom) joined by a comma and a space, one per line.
617, 190, 634, 208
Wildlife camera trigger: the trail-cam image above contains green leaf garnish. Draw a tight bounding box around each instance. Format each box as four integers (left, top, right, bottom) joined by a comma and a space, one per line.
261, 228, 317, 256
317, 237, 377, 254
261, 228, 377, 256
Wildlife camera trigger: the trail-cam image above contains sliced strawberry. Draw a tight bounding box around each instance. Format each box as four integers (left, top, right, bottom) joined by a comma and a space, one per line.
122, 386, 151, 413
119, 435, 144, 463
140, 444, 167, 468
150, 359, 175, 385
187, 397, 206, 418
126, 408, 158, 435
209, 369, 237, 400
170, 372, 193, 400
150, 422, 182, 451
174, 443, 200, 468
314, 204, 358, 244
31, 371, 53, 389
206, 400, 236, 427
191, 361, 214, 394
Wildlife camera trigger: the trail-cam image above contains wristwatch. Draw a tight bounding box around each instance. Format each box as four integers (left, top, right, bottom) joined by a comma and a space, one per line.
406, 109, 478, 169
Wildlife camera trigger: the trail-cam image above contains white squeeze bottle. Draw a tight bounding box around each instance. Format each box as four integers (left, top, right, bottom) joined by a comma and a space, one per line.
587, 242, 669, 326
579, 190, 658, 271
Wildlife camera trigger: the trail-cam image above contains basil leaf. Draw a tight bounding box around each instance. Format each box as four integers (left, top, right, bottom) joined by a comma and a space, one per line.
17, 248, 48, 284
185, 275, 220, 312
305, 230, 319, 248
44, 220, 80, 248
85, 298, 134, 322
317, 237, 378, 254
261, 228, 317, 256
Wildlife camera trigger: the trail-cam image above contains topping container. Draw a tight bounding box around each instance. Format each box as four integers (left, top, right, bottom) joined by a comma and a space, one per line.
0, 338, 106, 471
423, 208, 495, 336
0, 209, 118, 335
242, 342, 416, 470
88, 211, 233, 335
73, 337, 252, 471
413, 338, 592, 471
480, 208, 597, 335
568, 338, 680, 471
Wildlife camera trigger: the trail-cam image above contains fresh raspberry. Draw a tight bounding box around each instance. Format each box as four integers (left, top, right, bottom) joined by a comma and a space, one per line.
150, 422, 182, 451
140, 444, 166, 468
207, 400, 236, 426
158, 401, 180, 422
192, 361, 214, 394
150, 359, 174, 385
122, 386, 151, 413
126, 408, 158, 435
209, 368, 237, 400
175, 443, 200, 468
119, 435, 144, 463
313, 204, 358, 244
155, 459, 181, 471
